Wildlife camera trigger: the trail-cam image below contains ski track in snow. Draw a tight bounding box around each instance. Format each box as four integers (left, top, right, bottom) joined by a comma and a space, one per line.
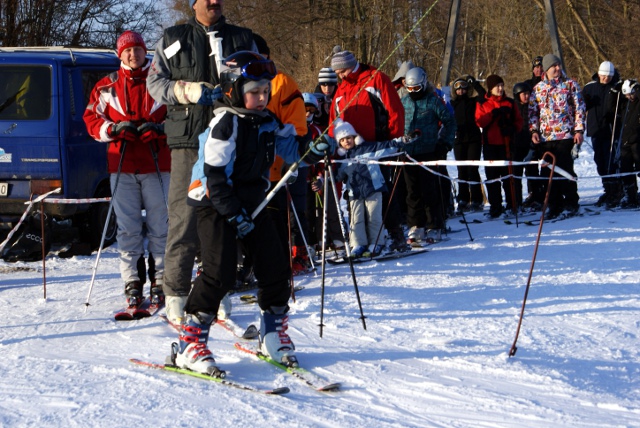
1, 144, 640, 427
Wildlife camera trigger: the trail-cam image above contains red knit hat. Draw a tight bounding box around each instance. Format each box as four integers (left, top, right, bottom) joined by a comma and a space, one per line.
116, 31, 147, 57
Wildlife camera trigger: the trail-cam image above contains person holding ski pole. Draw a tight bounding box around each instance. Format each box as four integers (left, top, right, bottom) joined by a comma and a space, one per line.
582, 61, 622, 208
146, 0, 256, 325
529, 54, 586, 219
605, 79, 640, 208
177, 51, 333, 374
84, 31, 170, 309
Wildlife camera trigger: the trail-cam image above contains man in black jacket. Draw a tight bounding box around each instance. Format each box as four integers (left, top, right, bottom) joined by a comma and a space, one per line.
147, 0, 256, 325
582, 61, 622, 207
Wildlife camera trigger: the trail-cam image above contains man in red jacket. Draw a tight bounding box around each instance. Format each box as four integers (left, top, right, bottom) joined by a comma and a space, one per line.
328, 46, 408, 251
84, 31, 170, 310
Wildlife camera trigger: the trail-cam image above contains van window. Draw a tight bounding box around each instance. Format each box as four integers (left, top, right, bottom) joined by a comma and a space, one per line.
0, 66, 52, 120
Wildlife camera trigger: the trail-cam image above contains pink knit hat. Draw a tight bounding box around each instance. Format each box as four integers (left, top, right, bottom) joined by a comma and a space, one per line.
116, 31, 147, 57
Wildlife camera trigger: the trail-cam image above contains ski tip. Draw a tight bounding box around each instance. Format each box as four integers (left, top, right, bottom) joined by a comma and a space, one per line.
317, 382, 342, 392
268, 386, 291, 395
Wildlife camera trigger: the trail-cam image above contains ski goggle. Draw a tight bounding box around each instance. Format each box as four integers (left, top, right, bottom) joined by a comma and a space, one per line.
239, 59, 277, 81
453, 80, 469, 90
406, 85, 422, 93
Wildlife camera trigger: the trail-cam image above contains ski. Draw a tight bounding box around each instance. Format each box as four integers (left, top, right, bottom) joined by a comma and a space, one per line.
114, 297, 151, 321
159, 314, 259, 340
460, 218, 483, 224
373, 248, 428, 262
326, 256, 372, 265
234, 342, 341, 392
129, 358, 289, 395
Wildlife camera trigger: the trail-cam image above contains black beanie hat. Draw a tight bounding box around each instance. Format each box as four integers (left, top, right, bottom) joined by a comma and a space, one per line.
486, 74, 504, 93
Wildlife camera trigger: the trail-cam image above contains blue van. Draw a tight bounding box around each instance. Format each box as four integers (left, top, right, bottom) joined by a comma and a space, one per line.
0, 47, 121, 248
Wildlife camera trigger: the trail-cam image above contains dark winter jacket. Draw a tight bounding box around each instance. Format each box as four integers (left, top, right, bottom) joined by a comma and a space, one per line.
606, 92, 640, 147
148, 16, 255, 149
335, 137, 405, 200
582, 71, 620, 136
187, 103, 307, 216
514, 99, 532, 149
450, 79, 486, 145
401, 87, 456, 156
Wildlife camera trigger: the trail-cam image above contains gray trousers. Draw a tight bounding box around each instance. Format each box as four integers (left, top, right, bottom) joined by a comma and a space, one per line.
110, 172, 170, 284
163, 148, 199, 296
348, 191, 383, 248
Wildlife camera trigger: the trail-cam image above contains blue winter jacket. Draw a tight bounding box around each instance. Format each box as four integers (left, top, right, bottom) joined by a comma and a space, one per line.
401, 90, 457, 155
335, 137, 405, 200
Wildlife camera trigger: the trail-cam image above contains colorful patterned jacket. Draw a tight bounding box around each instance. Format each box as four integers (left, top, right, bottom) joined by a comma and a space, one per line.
528, 71, 585, 142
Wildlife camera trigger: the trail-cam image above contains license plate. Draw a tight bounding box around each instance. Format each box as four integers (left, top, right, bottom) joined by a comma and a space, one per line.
0, 182, 7, 197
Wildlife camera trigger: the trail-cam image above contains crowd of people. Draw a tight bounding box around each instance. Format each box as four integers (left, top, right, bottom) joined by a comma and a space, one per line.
87, 0, 639, 376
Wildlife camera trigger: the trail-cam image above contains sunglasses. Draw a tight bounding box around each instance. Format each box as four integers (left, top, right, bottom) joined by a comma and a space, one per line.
453, 81, 469, 90
239, 59, 277, 81
406, 85, 422, 93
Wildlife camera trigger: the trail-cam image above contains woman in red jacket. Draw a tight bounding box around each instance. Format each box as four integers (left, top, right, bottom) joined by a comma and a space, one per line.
475, 75, 523, 218
84, 31, 170, 309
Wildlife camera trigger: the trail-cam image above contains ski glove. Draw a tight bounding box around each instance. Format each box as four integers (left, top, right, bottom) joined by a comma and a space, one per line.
137, 122, 165, 144
394, 129, 421, 145
108, 121, 138, 142
305, 135, 336, 164
227, 209, 255, 239
571, 143, 581, 160
198, 85, 223, 105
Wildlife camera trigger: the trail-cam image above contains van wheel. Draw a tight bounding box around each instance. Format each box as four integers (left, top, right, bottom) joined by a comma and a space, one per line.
88, 201, 117, 250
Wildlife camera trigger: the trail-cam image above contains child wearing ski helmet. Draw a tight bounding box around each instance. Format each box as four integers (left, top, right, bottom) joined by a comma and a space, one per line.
606, 79, 640, 208
512, 81, 544, 210
177, 51, 333, 374
334, 120, 417, 258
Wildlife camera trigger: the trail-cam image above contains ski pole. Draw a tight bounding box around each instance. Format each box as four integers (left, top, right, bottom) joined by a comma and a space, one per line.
371, 157, 405, 258
509, 151, 556, 357
287, 186, 317, 273
450, 180, 473, 241
84, 140, 128, 311
148, 141, 168, 208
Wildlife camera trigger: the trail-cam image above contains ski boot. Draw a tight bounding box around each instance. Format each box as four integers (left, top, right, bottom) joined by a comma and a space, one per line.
217, 293, 232, 321
170, 312, 224, 377
124, 281, 143, 308
165, 295, 188, 325
150, 278, 165, 306
260, 306, 297, 367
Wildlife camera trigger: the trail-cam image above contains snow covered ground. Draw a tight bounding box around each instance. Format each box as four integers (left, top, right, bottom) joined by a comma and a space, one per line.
1, 145, 639, 427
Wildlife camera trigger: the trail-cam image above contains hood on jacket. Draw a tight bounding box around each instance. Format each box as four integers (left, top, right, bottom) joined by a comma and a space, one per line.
392, 60, 415, 84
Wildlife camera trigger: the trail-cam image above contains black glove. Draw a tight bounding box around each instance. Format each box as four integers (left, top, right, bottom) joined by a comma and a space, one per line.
491, 108, 502, 118
499, 106, 512, 117
466, 75, 476, 84
137, 122, 165, 144
227, 209, 255, 239
613, 80, 623, 92
435, 140, 450, 158
108, 121, 139, 142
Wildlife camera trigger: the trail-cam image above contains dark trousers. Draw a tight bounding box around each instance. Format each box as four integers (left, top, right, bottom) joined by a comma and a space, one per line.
454, 141, 484, 204
620, 142, 640, 188
539, 139, 579, 210
482, 144, 512, 213
403, 152, 444, 229
187, 205, 291, 315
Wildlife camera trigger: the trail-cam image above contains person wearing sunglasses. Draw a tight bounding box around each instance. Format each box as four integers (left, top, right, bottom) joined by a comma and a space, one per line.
401, 67, 457, 244
450, 75, 487, 214
146, 0, 257, 326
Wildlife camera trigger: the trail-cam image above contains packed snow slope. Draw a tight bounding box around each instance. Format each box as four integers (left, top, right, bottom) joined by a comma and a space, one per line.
1, 144, 639, 428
